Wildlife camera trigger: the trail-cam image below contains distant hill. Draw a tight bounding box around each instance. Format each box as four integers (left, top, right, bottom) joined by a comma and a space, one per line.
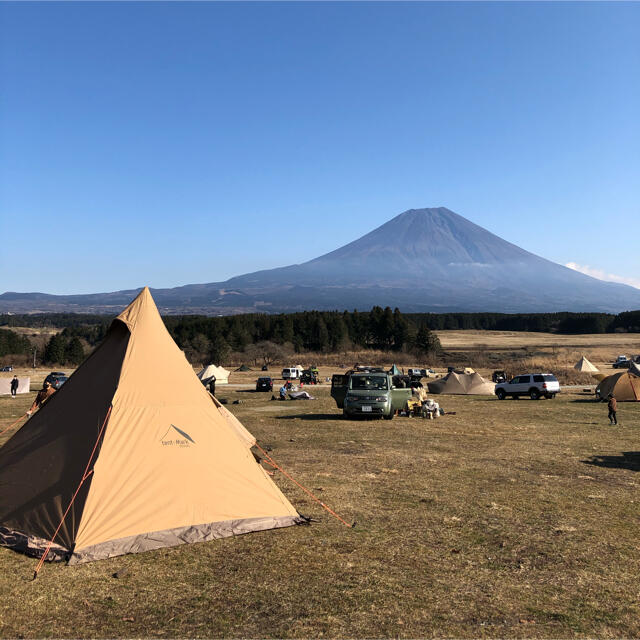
2, 207, 638, 314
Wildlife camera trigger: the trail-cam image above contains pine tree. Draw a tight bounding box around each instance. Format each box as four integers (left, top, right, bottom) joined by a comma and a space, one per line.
209, 335, 230, 364
392, 308, 409, 351
64, 337, 85, 365
44, 334, 67, 365
414, 324, 441, 356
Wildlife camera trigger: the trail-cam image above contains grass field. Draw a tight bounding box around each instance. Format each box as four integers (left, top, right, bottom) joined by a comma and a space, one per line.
1, 370, 639, 637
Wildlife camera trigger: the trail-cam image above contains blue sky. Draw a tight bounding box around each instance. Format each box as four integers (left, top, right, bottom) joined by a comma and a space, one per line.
1, 1, 638, 294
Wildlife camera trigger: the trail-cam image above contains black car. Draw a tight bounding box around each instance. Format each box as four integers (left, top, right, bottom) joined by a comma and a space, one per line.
44, 371, 66, 385
613, 360, 631, 369
50, 375, 68, 389
256, 377, 274, 392
0, 365, 13, 372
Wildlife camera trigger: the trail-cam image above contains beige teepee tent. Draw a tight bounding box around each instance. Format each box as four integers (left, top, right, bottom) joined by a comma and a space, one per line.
574, 356, 599, 373
0, 288, 301, 564
427, 371, 495, 395
197, 364, 230, 385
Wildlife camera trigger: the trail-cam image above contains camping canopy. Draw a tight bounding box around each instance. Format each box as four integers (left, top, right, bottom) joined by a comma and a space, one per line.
0, 288, 301, 564
596, 371, 640, 402
197, 364, 230, 385
0, 377, 29, 395
574, 356, 599, 373
427, 371, 495, 395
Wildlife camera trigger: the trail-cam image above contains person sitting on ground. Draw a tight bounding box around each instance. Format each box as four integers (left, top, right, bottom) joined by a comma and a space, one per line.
422, 398, 440, 419
27, 380, 56, 416
607, 393, 618, 425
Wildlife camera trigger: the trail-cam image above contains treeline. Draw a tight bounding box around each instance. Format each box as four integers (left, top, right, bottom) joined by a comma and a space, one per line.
4, 309, 640, 335
0, 313, 110, 329
43, 334, 85, 366
0, 329, 32, 358
163, 307, 441, 363
404, 312, 617, 334
1, 307, 640, 365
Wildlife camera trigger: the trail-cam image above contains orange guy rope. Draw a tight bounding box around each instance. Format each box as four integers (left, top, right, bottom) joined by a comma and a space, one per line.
32, 405, 113, 579
0, 412, 29, 438
254, 442, 354, 528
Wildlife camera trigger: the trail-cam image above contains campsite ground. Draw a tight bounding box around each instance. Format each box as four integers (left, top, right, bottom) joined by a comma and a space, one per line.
1, 368, 639, 638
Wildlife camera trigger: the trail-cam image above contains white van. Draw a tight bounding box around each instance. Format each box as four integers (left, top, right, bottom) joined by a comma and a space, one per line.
281, 367, 303, 380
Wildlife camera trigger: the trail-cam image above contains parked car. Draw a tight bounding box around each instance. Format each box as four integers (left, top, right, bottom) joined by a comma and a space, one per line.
50, 375, 68, 390
408, 368, 426, 380
495, 373, 560, 400
256, 377, 273, 392
281, 367, 303, 380
613, 356, 630, 369
492, 370, 507, 383
44, 371, 66, 385
331, 369, 412, 420
0, 365, 13, 372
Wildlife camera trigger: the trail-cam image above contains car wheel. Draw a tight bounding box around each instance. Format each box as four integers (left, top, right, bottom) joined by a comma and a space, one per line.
530, 389, 540, 400
496, 389, 506, 400
383, 412, 394, 420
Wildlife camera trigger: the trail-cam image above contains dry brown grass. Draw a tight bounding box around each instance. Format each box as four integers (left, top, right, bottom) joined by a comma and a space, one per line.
1, 374, 640, 637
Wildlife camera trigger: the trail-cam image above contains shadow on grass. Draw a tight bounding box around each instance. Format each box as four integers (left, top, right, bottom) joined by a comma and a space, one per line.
571, 398, 601, 404
277, 413, 345, 421
584, 451, 640, 472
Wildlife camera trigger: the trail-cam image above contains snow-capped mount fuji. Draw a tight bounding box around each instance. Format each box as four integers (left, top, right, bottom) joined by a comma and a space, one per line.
1, 207, 638, 314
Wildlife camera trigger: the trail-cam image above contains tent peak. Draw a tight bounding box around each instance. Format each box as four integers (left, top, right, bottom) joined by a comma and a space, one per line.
115, 287, 160, 332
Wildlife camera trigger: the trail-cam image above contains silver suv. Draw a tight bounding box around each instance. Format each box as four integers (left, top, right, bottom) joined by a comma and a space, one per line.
495, 373, 560, 400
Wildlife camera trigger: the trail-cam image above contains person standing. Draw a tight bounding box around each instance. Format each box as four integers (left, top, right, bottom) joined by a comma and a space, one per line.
607, 394, 618, 425
10, 375, 19, 398
27, 380, 56, 416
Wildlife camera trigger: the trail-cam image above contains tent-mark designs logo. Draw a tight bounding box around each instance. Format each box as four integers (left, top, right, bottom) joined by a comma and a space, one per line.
161, 424, 196, 448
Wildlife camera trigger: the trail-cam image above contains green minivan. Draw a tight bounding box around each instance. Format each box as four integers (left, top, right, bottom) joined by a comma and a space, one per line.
331, 370, 412, 420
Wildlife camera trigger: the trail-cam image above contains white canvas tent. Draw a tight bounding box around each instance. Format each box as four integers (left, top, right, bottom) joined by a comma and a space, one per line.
574, 356, 599, 373
197, 364, 230, 385
427, 371, 495, 395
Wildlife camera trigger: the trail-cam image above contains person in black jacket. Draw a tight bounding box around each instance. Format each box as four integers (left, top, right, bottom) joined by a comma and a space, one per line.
10, 375, 19, 398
